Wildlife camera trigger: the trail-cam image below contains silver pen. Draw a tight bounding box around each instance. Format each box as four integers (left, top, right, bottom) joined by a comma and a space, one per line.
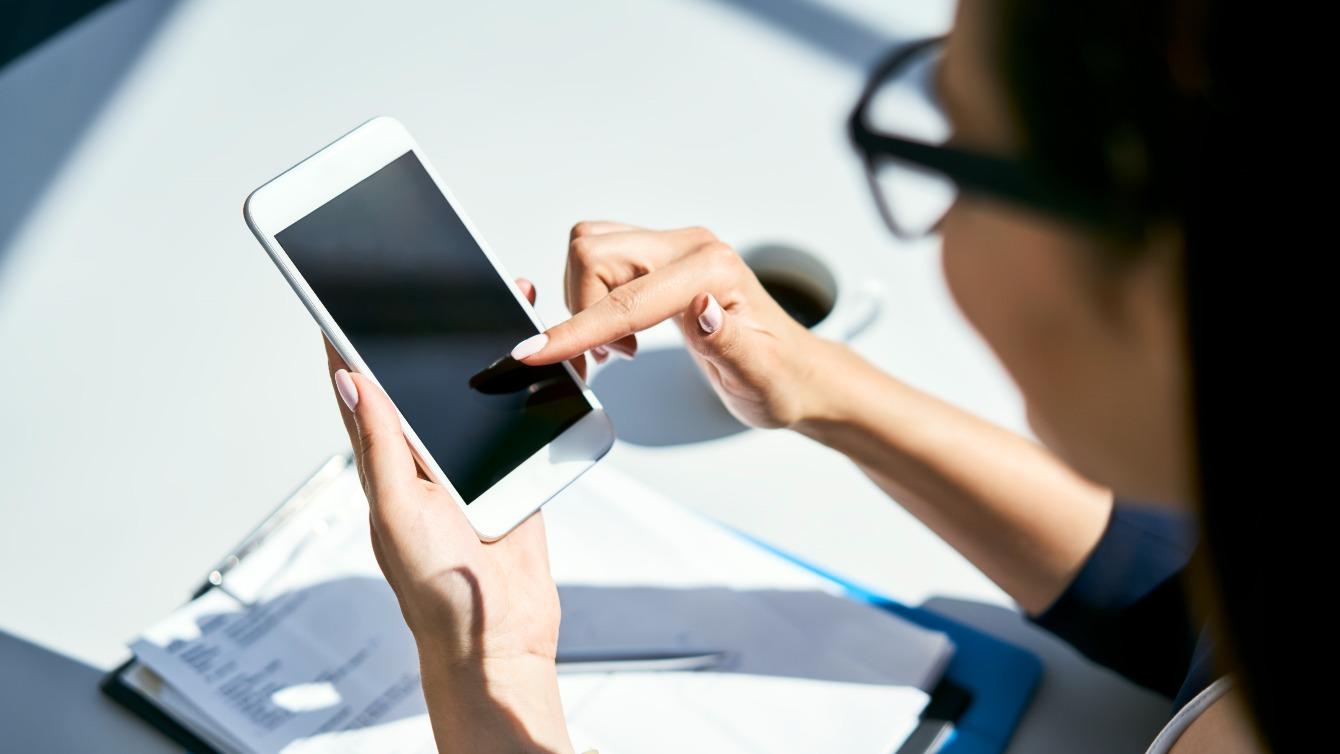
555, 648, 733, 674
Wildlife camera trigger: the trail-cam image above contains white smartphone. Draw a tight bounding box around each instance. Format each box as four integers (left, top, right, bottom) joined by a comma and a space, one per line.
244, 117, 614, 541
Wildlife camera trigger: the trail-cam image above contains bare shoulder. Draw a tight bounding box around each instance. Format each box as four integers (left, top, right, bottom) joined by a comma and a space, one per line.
1168, 689, 1266, 754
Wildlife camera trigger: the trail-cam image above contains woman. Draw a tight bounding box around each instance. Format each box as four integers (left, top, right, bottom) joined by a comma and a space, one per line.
324, 0, 1280, 751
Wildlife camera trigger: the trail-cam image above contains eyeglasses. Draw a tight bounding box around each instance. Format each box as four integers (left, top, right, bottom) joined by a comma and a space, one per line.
848, 37, 1119, 240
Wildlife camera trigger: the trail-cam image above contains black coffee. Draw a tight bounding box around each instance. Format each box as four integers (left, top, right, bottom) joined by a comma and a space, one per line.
757, 274, 832, 328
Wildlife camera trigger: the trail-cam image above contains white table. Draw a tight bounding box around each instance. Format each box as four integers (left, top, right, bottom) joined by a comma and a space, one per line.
0, 1, 1171, 750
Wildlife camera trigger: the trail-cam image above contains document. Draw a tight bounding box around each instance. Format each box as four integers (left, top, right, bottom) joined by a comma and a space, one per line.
128, 463, 951, 754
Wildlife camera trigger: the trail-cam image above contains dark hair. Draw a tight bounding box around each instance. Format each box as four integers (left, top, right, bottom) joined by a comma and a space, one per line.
998, 1, 1285, 750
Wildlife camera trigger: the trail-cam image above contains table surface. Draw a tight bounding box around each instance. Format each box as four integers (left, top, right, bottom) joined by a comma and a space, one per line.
0, 1, 1172, 751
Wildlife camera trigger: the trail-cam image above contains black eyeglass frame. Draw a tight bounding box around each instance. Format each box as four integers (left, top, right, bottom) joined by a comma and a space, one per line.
848, 37, 1120, 239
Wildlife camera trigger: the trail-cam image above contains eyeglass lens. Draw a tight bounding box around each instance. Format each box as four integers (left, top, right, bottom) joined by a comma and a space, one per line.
865, 44, 957, 238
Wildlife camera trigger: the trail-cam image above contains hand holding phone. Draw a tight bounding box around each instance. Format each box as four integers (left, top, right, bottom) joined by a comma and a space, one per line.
323, 339, 574, 754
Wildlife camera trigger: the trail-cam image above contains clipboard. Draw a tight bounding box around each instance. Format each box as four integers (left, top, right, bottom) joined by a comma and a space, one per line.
102, 454, 1039, 754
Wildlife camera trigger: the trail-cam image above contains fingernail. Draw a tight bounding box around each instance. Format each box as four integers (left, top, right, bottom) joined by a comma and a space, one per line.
698, 294, 723, 335
592, 345, 610, 360
511, 333, 548, 360
334, 369, 359, 411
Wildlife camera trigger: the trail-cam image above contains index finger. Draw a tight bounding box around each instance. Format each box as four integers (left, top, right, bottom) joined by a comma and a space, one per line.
512, 243, 738, 365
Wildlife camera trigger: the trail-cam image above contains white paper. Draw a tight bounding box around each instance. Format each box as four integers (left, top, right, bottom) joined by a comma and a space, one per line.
129, 462, 951, 754
560, 672, 925, 754
547, 466, 954, 692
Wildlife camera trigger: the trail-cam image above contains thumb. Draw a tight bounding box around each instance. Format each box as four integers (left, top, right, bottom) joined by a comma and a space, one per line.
684, 293, 740, 367
332, 369, 417, 513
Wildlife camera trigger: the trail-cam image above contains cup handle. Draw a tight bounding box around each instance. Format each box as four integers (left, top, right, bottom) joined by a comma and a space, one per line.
821, 279, 884, 342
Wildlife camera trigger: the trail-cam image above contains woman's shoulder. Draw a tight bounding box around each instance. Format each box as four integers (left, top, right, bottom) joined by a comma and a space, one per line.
1155, 679, 1265, 754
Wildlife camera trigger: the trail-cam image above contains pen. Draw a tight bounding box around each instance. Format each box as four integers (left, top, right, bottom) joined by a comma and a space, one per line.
555, 648, 732, 674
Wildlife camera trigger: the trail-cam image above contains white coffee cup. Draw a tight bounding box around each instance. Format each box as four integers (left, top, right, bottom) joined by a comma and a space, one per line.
740, 243, 884, 341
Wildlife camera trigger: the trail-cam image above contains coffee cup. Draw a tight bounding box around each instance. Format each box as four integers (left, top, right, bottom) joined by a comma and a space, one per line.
740, 243, 883, 341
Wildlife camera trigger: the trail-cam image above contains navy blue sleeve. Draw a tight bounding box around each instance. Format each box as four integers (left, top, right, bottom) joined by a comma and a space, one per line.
1030, 502, 1200, 698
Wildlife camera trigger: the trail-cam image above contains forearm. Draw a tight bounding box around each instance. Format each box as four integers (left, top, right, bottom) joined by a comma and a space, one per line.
419, 652, 574, 754
793, 340, 1111, 614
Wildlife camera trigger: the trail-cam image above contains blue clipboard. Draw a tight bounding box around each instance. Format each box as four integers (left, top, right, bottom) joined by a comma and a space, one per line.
728, 529, 1042, 754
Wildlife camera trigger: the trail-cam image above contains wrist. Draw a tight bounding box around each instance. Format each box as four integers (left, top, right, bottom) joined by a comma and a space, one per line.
419, 652, 573, 754
788, 336, 872, 434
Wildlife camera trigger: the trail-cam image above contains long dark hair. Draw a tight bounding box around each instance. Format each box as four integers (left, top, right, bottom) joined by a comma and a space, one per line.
999, 0, 1284, 749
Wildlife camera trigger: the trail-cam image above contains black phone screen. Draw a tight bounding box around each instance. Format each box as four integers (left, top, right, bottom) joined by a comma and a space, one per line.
276, 151, 591, 503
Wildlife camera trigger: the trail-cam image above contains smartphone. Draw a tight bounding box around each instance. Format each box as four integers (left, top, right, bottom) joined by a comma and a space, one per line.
244, 117, 614, 540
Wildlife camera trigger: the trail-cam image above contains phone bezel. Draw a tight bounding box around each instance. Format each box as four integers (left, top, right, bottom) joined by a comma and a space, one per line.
243, 116, 613, 541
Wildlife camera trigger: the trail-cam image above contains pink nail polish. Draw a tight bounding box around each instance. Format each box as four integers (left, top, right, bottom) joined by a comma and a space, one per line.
511, 333, 548, 360
592, 345, 610, 359
334, 369, 359, 411
698, 294, 723, 335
